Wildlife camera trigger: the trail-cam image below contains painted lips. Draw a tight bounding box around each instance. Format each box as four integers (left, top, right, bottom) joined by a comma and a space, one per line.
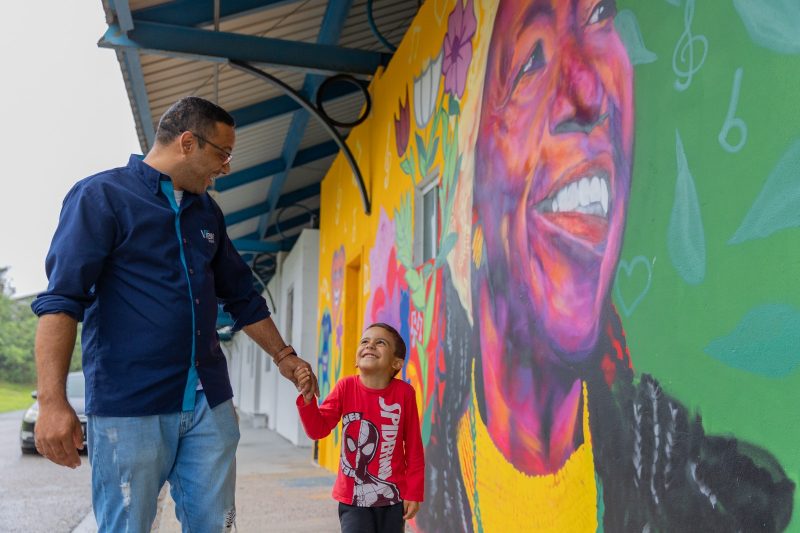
534, 170, 612, 244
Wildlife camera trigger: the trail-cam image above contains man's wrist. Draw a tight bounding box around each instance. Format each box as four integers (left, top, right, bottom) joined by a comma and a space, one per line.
273, 344, 296, 366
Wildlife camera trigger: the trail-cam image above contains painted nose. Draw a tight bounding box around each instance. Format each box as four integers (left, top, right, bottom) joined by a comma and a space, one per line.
549, 39, 605, 135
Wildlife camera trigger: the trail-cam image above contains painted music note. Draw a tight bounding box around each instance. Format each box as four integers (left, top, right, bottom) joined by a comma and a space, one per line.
718, 68, 747, 153
672, 0, 708, 92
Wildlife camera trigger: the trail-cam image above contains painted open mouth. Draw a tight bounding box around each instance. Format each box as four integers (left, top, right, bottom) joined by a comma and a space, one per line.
533, 170, 611, 244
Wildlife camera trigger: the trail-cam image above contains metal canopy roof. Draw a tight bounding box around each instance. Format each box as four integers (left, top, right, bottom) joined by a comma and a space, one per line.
99, 0, 419, 285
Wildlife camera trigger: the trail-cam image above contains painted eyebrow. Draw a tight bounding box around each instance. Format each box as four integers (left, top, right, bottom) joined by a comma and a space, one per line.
520, 0, 554, 27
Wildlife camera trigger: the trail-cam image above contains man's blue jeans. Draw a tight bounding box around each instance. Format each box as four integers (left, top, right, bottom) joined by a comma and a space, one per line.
87, 391, 239, 532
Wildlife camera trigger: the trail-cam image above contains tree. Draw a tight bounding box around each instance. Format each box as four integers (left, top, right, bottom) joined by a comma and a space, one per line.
0, 268, 81, 384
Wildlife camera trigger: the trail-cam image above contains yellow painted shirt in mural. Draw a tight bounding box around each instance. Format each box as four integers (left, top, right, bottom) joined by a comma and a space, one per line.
457, 382, 599, 532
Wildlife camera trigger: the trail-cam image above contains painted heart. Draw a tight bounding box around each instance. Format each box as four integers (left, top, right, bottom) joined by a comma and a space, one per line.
614, 256, 653, 317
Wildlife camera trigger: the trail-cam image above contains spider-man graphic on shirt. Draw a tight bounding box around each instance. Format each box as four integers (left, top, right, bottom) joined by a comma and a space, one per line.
340, 413, 401, 507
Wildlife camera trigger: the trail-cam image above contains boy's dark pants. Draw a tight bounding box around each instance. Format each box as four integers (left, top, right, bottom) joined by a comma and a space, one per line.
338, 502, 405, 533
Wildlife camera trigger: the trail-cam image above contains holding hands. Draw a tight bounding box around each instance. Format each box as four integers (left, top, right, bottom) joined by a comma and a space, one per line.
293, 365, 316, 405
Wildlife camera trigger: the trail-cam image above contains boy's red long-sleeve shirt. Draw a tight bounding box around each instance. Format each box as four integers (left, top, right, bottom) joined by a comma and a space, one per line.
296, 375, 425, 507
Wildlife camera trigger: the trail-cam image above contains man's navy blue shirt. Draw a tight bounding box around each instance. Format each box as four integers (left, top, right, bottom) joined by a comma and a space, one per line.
32, 156, 270, 416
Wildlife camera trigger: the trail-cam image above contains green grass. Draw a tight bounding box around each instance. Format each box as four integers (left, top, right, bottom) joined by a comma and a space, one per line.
0, 381, 36, 413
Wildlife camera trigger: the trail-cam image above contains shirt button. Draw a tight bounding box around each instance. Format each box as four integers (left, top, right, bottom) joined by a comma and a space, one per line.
183, 238, 188, 244
196, 330, 201, 336
195, 298, 200, 304
189, 268, 194, 274
195, 361, 200, 367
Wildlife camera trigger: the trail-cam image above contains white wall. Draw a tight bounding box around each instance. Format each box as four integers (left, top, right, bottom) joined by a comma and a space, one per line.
223, 230, 319, 446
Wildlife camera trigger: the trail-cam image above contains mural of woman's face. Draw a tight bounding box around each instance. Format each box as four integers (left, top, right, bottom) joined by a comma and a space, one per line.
475, 0, 633, 360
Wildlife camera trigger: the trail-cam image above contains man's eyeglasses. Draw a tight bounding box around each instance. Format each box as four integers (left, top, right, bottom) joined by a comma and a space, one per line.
190, 131, 233, 165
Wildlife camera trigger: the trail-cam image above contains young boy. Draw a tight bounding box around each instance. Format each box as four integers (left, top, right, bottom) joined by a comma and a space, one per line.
294, 322, 424, 533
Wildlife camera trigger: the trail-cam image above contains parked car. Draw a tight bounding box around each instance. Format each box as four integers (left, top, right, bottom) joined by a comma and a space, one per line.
20, 371, 87, 455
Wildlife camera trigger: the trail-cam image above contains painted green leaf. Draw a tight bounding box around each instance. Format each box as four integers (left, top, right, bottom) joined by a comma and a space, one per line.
705, 304, 800, 378
615, 10, 657, 65
729, 139, 800, 244
428, 137, 440, 172
416, 133, 428, 177
405, 268, 423, 294
733, 0, 800, 54
435, 232, 458, 268
667, 130, 706, 285
421, 396, 433, 446
423, 273, 436, 347
449, 98, 460, 116
394, 194, 414, 267
399, 157, 412, 176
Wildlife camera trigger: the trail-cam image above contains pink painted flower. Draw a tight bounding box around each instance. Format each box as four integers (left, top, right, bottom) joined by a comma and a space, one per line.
442, 0, 477, 99
394, 87, 410, 157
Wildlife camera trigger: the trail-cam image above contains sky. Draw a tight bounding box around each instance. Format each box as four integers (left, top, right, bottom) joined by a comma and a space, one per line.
0, 2, 141, 297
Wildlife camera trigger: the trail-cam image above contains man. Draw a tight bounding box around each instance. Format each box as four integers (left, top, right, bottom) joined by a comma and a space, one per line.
419, 0, 793, 531
31, 96, 318, 532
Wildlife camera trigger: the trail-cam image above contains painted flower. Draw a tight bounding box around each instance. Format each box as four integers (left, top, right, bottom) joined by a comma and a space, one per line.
394, 87, 410, 157
442, 0, 477, 99
413, 51, 443, 129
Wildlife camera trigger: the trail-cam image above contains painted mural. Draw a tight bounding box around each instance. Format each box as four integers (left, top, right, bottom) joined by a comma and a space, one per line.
315, 0, 800, 531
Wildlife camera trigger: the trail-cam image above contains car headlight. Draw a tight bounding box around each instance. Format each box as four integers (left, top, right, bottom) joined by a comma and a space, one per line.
23, 405, 39, 424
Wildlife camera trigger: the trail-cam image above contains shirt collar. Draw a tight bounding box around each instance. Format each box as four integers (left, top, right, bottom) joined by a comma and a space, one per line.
127, 154, 170, 195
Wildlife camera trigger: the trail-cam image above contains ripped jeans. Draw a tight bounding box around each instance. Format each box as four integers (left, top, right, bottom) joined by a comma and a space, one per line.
87, 391, 239, 533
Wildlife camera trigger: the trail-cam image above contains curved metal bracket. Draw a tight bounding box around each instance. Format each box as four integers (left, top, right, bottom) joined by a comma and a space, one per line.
367, 0, 397, 53
229, 60, 372, 215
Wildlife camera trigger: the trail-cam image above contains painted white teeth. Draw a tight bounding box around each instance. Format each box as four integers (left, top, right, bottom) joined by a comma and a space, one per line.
545, 175, 610, 217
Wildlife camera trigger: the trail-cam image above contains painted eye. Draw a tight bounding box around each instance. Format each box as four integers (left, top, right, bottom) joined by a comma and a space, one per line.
347, 437, 356, 452
362, 443, 375, 456
521, 40, 545, 76
588, 0, 617, 25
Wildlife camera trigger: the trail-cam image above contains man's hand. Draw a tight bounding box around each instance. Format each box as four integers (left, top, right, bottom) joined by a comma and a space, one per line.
403, 500, 420, 520
279, 354, 319, 398
35, 400, 83, 468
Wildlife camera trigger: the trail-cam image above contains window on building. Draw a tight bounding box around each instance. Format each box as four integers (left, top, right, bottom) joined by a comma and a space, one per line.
415, 175, 439, 265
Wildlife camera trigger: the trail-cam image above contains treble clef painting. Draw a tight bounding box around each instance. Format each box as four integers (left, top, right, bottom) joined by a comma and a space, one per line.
672, 0, 708, 91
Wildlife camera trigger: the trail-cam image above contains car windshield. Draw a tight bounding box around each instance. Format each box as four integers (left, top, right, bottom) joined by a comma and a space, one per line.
66, 373, 85, 398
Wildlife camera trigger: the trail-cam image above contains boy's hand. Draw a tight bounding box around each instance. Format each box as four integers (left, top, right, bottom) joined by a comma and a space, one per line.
293, 365, 316, 404
403, 501, 420, 520
280, 354, 320, 397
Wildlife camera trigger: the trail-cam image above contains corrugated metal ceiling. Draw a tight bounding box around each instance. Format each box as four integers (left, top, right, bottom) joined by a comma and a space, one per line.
100, 0, 420, 283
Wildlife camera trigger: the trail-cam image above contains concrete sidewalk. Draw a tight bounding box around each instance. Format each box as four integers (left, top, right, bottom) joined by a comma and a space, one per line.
152, 416, 339, 532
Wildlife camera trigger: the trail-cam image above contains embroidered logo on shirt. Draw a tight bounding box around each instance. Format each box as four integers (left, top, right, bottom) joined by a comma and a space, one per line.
200, 230, 215, 244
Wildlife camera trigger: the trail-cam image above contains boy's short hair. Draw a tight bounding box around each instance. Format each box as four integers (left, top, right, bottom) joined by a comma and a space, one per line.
366, 322, 406, 360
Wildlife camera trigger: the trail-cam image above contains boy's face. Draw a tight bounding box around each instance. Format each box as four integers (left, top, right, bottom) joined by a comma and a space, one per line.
356, 327, 403, 376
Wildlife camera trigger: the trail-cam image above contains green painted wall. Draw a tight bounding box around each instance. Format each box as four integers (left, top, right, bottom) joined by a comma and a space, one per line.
617, 0, 800, 527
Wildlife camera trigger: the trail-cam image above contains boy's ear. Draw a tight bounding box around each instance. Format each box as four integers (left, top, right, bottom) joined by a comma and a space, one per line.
392, 358, 404, 372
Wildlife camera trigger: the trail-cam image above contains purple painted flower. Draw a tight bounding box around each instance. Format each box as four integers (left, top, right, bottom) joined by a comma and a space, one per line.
442, 0, 477, 99
394, 87, 410, 157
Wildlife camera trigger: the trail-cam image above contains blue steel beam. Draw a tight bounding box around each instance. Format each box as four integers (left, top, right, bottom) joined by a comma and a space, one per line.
109, 0, 155, 150
224, 183, 320, 227
132, 0, 298, 27
257, 0, 353, 238
214, 140, 338, 193
98, 21, 388, 75
230, 80, 368, 128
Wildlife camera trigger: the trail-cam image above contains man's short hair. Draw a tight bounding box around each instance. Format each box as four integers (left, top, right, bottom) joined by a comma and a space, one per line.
154, 96, 235, 146
366, 322, 407, 360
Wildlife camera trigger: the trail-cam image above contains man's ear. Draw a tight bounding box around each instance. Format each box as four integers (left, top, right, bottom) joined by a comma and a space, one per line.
179, 131, 195, 154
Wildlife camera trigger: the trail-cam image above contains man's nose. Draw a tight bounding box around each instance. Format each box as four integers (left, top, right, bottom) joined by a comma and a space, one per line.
549, 40, 605, 135
219, 161, 231, 175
